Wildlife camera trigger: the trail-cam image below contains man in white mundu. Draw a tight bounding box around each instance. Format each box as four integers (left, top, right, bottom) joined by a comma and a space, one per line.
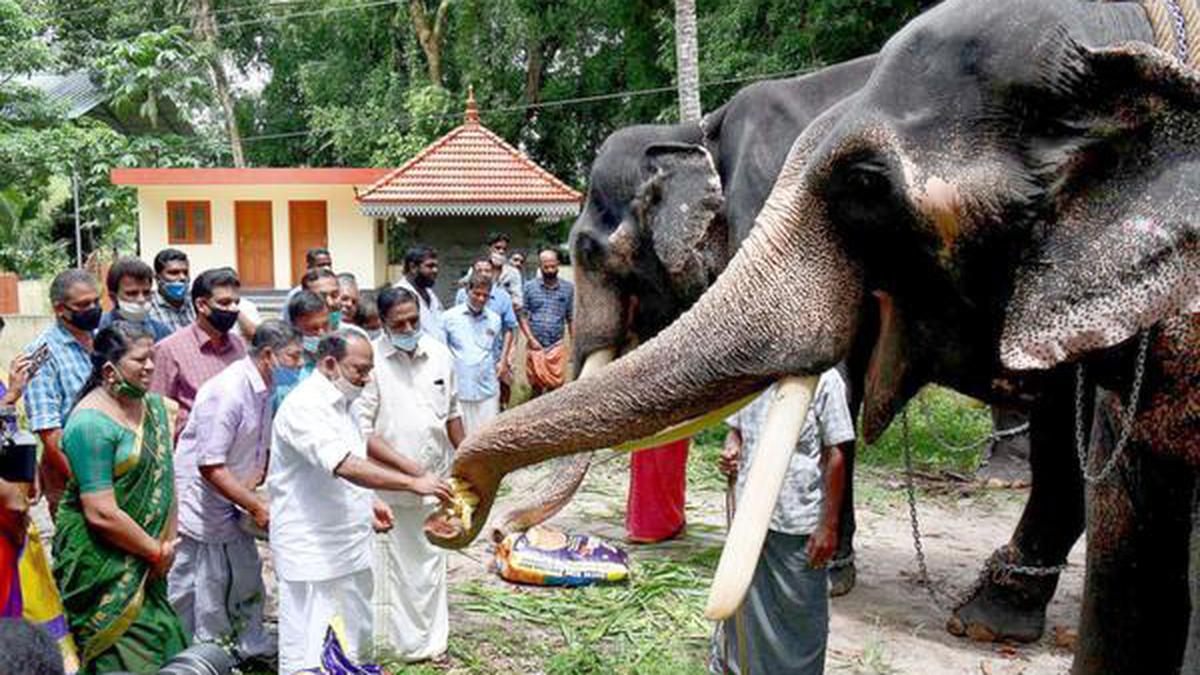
354, 285, 464, 662
269, 330, 452, 674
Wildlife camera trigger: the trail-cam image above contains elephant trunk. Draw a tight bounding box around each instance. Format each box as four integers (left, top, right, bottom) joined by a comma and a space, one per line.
425, 159, 864, 550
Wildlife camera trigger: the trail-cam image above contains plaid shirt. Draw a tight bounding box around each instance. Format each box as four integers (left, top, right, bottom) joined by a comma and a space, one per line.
24, 322, 93, 432
148, 292, 195, 333
151, 322, 246, 436
521, 277, 574, 348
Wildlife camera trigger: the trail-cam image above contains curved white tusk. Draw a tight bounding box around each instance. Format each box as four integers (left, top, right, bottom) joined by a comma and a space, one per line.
704, 375, 818, 620
577, 348, 617, 380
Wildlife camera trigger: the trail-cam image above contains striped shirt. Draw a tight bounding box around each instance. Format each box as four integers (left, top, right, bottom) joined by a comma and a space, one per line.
24, 322, 92, 432
148, 293, 196, 333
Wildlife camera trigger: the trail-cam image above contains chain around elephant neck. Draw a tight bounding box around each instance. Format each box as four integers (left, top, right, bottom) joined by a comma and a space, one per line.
1141, 0, 1200, 70
1073, 330, 1152, 484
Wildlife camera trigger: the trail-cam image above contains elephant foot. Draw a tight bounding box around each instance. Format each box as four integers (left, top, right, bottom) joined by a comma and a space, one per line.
947, 545, 1060, 644
829, 561, 856, 597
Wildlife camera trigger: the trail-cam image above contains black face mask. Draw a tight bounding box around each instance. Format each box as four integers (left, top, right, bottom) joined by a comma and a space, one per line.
207, 306, 240, 334
413, 273, 435, 289
65, 306, 102, 332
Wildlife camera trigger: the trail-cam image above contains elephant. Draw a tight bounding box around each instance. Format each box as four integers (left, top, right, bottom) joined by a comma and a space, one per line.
497, 53, 878, 597
427, 0, 1199, 672
504, 28, 1069, 644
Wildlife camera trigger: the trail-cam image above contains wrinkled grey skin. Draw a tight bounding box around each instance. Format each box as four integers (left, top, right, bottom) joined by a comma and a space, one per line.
429, 1, 1200, 672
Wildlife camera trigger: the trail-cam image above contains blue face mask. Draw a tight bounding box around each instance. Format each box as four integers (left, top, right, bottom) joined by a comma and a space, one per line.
160, 280, 188, 303
329, 311, 342, 330
389, 328, 421, 352
272, 364, 301, 389
302, 335, 320, 356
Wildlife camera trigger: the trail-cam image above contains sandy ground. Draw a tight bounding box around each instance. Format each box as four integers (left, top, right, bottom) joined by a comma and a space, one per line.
442, 455, 1085, 674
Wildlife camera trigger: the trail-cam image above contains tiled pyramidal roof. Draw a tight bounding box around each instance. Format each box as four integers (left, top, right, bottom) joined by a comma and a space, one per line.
357, 88, 582, 220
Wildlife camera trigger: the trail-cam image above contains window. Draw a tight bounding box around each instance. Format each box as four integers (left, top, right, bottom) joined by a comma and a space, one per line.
167, 201, 212, 244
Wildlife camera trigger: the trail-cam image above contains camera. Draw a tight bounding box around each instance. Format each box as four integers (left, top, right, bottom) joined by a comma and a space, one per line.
0, 406, 36, 484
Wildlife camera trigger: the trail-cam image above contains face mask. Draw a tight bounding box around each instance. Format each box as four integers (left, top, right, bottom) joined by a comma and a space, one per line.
413, 274, 435, 289
302, 335, 321, 356
160, 280, 188, 303
542, 270, 558, 282
65, 306, 102, 332
117, 299, 150, 322
333, 365, 363, 402
271, 361, 301, 390
389, 328, 421, 352
206, 305, 240, 334
329, 310, 342, 331
109, 366, 147, 400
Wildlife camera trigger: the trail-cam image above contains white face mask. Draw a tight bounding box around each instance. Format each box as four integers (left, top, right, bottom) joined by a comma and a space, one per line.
333, 364, 364, 403
117, 299, 150, 322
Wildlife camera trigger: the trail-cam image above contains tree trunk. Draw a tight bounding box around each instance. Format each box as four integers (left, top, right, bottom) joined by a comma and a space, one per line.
674, 0, 701, 122
410, 0, 452, 86
193, 0, 245, 167
523, 37, 557, 122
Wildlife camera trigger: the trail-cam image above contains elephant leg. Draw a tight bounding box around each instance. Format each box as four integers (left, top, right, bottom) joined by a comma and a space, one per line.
949, 381, 1084, 643
1183, 485, 1200, 672
976, 404, 1032, 486
829, 442, 857, 596
1072, 389, 1193, 674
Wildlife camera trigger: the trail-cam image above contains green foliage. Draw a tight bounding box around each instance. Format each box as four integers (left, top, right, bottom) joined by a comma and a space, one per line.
94, 26, 209, 128
0, 186, 68, 277
859, 386, 992, 473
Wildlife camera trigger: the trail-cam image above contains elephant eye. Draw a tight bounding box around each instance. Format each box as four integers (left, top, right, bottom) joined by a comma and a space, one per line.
846, 166, 890, 197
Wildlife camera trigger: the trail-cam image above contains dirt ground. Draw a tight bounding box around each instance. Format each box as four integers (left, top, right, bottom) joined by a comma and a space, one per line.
439, 454, 1085, 675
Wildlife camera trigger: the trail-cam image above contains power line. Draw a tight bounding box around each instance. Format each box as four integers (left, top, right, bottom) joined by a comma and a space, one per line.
237, 66, 823, 145
35, 0, 323, 24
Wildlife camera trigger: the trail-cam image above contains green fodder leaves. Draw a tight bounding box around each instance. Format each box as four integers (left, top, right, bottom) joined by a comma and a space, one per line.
454, 551, 720, 674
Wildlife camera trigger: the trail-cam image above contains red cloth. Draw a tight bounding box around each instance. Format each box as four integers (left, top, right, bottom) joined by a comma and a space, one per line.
625, 438, 689, 542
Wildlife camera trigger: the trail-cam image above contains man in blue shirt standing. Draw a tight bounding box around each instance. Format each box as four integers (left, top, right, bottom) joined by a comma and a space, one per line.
455, 256, 516, 407
519, 249, 574, 397
442, 272, 502, 435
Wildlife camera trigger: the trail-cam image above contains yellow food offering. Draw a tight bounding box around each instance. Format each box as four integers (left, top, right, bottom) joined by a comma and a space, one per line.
448, 477, 479, 531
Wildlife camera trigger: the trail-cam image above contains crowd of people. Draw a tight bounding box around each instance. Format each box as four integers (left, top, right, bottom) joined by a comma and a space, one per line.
0, 233, 575, 674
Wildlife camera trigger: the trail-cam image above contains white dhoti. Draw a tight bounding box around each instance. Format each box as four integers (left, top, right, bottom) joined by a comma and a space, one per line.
167, 533, 275, 658
460, 395, 499, 435
277, 567, 374, 675
373, 500, 448, 661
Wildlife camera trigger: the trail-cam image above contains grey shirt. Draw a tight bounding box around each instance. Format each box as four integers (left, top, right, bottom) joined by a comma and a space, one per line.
727, 368, 855, 536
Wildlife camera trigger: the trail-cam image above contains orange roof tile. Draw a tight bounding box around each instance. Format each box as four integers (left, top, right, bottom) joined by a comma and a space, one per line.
357, 90, 582, 220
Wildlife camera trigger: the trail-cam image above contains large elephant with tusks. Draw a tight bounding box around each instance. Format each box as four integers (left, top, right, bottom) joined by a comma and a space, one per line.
428, 1, 1200, 672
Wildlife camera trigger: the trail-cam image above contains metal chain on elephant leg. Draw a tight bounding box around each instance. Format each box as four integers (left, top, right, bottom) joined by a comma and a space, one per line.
901, 409, 955, 610
1074, 330, 1153, 484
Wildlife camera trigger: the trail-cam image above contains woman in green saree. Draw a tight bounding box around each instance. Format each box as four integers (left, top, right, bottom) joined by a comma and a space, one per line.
53, 322, 187, 674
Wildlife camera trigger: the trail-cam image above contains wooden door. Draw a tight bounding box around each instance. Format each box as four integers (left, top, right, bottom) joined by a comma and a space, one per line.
235, 201, 274, 288
288, 201, 328, 286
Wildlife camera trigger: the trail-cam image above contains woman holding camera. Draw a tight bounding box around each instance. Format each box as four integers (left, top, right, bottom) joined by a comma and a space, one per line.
52, 322, 185, 673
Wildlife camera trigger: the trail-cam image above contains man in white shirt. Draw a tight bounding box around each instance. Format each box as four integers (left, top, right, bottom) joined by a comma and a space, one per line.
269, 330, 453, 674
709, 367, 854, 675
395, 245, 444, 340
355, 286, 465, 662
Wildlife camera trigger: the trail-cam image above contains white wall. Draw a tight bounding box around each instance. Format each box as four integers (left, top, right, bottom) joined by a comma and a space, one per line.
136, 184, 381, 290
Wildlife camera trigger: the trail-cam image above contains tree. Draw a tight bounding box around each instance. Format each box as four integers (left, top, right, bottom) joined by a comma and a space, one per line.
192, 0, 246, 166
674, 0, 701, 122
410, 0, 453, 86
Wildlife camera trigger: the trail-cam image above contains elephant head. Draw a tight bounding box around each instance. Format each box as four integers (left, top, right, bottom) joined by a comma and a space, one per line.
428, 0, 1199, 617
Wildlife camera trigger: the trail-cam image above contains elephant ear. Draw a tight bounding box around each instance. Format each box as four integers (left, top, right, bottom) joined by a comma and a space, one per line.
1000, 42, 1200, 371
634, 142, 726, 305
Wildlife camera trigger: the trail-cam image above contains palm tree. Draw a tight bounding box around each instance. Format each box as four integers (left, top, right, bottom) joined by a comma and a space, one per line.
674, 0, 702, 122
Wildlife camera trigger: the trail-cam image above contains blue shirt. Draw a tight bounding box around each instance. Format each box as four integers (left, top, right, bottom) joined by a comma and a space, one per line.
25, 322, 93, 431
98, 310, 173, 342
441, 304, 501, 402
454, 286, 518, 362
522, 278, 574, 348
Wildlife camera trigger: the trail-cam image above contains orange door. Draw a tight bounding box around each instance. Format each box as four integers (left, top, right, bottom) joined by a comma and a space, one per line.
288, 201, 328, 286
235, 201, 275, 289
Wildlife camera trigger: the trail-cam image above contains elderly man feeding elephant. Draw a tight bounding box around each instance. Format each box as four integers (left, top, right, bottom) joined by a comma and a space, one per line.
428, 1, 1200, 673
710, 367, 853, 675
